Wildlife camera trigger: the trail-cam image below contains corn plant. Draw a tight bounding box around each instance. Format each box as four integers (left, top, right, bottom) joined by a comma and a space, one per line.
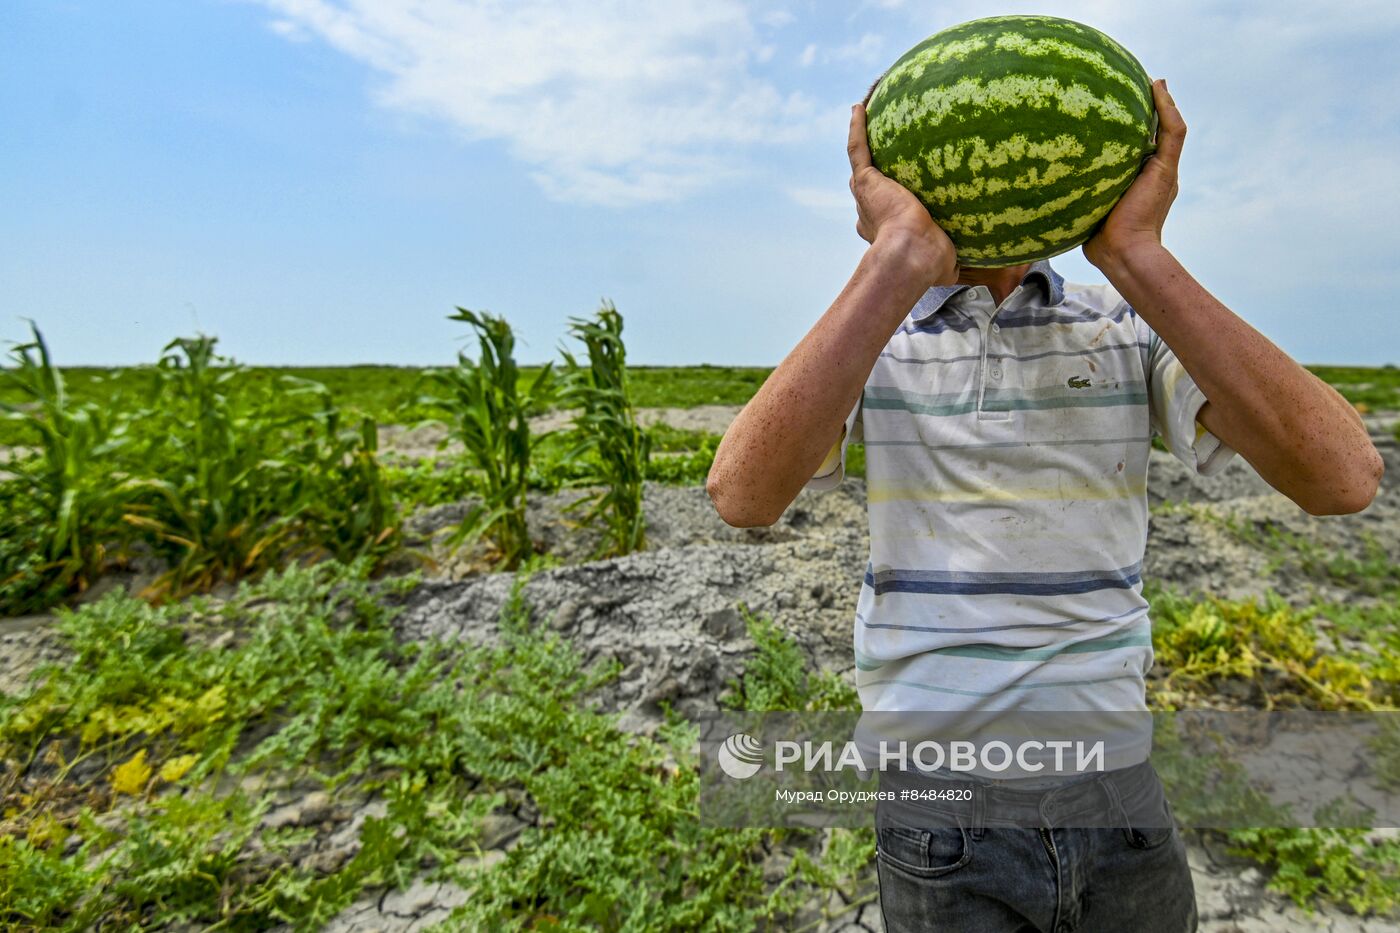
557, 301, 650, 559
0, 322, 136, 612
423, 308, 554, 570
280, 378, 401, 565
124, 336, 306, 597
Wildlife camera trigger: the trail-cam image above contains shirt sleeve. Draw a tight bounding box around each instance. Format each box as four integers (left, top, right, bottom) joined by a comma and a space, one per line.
1133, 307, 1237, 477
804, 393, 863, 492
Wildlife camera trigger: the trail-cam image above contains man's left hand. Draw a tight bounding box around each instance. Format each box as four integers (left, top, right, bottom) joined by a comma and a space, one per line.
1083, 79, 1183, 270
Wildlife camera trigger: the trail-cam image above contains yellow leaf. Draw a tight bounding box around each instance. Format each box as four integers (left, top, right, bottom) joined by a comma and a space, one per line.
111, 749, 153, 796
80, 710, 114, 745
26, 812, 68, 849
191, 685, 227, 725
159, 753, 198, 784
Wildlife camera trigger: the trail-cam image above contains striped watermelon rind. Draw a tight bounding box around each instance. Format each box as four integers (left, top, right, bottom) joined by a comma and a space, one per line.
866, 15, 1157, 268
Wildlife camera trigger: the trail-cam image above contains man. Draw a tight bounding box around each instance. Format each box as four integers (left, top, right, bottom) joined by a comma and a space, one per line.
705, 77, 1383, 932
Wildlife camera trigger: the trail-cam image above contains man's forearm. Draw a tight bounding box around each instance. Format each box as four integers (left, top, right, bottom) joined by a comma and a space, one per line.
707, 232, 944, 526
1098, 245, 1383, 514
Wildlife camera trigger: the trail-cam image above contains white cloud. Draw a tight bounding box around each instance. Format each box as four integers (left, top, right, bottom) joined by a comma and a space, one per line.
847, 0, 907, 21
831, 33, 884, 64
267, 18, 312, 41
251, 0, 824, 206
787, 185, 851, 214
799, 33, 884, 69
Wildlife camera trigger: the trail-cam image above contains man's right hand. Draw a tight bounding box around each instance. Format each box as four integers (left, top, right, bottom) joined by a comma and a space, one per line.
848, 104, 959, 289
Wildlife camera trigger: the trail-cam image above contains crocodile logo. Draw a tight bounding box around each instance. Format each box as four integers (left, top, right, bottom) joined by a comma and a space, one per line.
1066, 376, 1092, 389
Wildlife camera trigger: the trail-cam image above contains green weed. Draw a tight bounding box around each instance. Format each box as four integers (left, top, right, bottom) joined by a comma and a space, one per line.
383, 458, 481, 509
0, 560, 875, 930
722, 603, 859, 713
2, 362, 1389, 446
1218, 514, 1399, 597
284, 387, 400, 565
643, 435, 719, 486
1226, 820, 1400, 916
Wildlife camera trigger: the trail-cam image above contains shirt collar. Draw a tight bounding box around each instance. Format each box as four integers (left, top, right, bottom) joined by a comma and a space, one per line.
909, 259, 1065, 323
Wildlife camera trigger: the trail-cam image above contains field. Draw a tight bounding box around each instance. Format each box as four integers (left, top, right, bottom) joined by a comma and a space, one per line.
2, 324, 1399, 931
4, 361, 1398, 440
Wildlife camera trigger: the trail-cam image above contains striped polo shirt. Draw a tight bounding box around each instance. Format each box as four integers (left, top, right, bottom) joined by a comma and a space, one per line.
807, 259, 1236, 725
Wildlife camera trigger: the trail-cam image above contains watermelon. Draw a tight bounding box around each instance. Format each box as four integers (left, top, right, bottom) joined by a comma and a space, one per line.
866, 15, 1156, 268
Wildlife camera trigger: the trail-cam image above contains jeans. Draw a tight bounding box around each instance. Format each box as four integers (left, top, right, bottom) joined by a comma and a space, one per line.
874, 760, 1197, 933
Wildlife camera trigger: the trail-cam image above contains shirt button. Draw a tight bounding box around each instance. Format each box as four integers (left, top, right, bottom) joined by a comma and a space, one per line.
991, 323, 1001, 334
990, 367, 1002, 379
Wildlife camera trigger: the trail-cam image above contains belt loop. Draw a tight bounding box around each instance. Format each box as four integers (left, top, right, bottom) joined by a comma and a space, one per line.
1096, 772, 1128, 832
971, 784, 987, 840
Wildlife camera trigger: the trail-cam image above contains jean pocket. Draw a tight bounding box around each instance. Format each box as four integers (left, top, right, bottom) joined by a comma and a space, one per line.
1112, 763, 1177, 850
1124, 821, 1175, 849
1122, 795, 1176, 850
877, 820, 973, 878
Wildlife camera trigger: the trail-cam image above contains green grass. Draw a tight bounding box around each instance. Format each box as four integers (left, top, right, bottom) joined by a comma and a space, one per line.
625, 365, 773, 407
1307, 364, 1400, 411
6, 361, 1389, 436
0, 365, 780, 446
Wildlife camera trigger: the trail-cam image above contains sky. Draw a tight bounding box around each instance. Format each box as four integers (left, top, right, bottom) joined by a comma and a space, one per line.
2, 0, 1398, 367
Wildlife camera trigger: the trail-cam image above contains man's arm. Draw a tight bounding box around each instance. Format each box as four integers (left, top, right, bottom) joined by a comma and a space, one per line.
706, 104, 957, 527
1085, 80, 1383, 515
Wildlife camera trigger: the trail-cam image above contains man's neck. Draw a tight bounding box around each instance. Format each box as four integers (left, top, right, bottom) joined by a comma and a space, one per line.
958, 263, 1033, 307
